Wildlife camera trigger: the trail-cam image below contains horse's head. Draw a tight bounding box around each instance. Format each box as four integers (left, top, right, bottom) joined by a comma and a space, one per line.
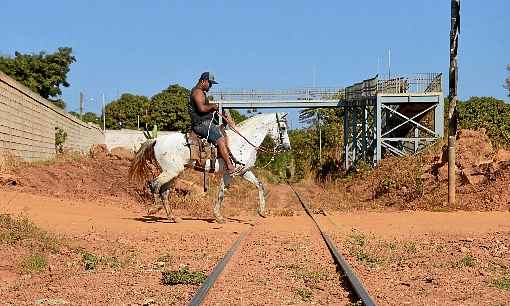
268, 112, 291, 151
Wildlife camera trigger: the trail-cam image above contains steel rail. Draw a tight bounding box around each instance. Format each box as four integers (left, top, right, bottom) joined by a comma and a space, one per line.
287, 182, 377, 306
188, 230, 249, 306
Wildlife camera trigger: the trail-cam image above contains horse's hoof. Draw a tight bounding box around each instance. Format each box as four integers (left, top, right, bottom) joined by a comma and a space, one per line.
168, 216, 182, 223
215, 216, 226, 224
257, 209, 267, 218
147, 206, 162, 215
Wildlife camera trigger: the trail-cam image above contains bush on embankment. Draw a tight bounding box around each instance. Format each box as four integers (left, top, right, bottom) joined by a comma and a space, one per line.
457, 96, 510, 148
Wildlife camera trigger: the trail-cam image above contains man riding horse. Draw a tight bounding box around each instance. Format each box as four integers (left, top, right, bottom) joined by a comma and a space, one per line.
189, 72, 236, 175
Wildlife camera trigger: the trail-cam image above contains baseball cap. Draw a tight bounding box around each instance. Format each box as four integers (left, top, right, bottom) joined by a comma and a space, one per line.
199, 72, 218, 84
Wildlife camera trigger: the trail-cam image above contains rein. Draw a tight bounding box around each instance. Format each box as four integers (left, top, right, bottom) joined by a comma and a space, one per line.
216, 112, 282, 154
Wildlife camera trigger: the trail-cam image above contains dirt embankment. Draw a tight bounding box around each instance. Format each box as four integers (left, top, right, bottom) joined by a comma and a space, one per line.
1, 129, 509, 214
0, 145, 145, 206
294, 129, 510, 213
0, 134, 509, 305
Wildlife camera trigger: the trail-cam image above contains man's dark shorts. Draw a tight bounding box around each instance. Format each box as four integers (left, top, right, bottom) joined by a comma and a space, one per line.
192, 121, 223, 144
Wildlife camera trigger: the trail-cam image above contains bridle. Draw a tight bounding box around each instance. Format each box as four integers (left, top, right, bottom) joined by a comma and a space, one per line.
275, 113, 288, 152
216, 112, 288, 154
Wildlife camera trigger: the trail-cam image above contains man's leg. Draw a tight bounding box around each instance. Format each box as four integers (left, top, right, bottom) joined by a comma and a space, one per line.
216, 137, 235, 173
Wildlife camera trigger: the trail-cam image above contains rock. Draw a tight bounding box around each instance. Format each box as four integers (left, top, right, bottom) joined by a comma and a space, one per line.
438, 164, 459, 181
110, 147, 135, 161
460, 246, 469, 253
460, 238, 474, 242
419, 173, 435, 180
494, 149, 510, 163
142, 299, 156, 306
464, 173, 488, 185
424, 276, 434, 283
154, 261, 165, 268
35, 298, 69, 305
90, 144, 109, 159
456, 129, 494, 169
0, 174, 17, 186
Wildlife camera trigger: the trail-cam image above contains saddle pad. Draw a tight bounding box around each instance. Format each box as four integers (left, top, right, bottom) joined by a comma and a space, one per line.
186, 132, 215, 167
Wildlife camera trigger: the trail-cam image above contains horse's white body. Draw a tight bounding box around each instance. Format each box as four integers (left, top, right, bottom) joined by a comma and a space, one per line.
129, 112, 291, 223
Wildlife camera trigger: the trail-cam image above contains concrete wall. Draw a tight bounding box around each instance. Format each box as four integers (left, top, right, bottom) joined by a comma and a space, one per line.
0, 72, 104, 161
105, 129, 175, 151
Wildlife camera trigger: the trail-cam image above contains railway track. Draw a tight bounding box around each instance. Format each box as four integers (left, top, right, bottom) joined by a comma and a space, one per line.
186, 183, 376, 306
287, 182, 376, 306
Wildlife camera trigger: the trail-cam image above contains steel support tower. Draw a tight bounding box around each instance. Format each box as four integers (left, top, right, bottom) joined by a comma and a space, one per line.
210, 73, 443, 168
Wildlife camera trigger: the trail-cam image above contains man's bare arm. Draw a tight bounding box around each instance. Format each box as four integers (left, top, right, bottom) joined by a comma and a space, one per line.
192, 89, 218, 113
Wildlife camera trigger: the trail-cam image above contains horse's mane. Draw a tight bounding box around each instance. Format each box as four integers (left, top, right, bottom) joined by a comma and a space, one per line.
236, 113, 275, 129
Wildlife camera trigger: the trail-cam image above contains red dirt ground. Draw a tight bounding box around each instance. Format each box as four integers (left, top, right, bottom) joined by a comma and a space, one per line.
1, 190, 509, 305
0, 129, 509, 305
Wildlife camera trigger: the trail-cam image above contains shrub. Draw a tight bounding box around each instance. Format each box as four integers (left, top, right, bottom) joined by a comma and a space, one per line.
54, 127, 67, 154
458, 97, 510, 147
161, 266, 206, 285
20, 253, 47, 273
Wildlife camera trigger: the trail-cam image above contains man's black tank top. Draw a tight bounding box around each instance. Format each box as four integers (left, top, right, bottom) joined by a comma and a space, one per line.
189, 87, 213, 125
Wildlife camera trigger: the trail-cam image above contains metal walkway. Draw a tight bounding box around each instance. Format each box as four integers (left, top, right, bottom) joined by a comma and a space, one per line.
210, 73, 443, 168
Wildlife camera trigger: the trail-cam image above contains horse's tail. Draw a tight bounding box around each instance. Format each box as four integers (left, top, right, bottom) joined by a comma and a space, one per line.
129, 139, 157, 183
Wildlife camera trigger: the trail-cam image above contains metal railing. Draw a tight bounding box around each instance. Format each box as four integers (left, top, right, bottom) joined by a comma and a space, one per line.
210, 73, 442, 103
343, 73, 442, 100
377, 73, 442, 94
210, 87, 344, 101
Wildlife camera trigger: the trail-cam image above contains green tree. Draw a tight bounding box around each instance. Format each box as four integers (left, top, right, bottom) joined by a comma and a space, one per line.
229, 109, 247, 124
105, 93, 149, 129
505, 64, 510, 96
458, 96, 510, 147
149, 84, 191, 132
82, 112, 101, 125
69, 111, 80, 118
50, 99, 67, 109
0, 47, 76, 109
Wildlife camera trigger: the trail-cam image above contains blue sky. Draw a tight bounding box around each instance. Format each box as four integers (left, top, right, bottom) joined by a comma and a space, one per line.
2, 0, 509, 127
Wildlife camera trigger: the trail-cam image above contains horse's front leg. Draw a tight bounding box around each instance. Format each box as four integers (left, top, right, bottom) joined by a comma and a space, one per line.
213, 176, 228, 224
213, 180, 225, 223
242, 170, 267, 218
213, 174, 233, 223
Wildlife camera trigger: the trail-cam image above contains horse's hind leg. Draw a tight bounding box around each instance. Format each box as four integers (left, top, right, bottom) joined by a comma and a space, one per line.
242, 170, 267, 218
146, 180, 162, 215
159, 181, 182, 223
149, 169, 176, 195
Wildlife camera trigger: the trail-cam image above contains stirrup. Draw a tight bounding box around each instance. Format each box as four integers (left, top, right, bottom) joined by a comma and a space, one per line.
226, 167, 236, 175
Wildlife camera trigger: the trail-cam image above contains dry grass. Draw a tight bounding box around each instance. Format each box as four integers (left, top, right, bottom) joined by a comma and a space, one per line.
0, 214, 61, 253
0, 152, 24, 172
0, 150, 85, 173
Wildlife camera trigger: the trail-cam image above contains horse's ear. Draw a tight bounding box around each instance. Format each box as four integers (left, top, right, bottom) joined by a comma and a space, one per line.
282, 113, 288, 119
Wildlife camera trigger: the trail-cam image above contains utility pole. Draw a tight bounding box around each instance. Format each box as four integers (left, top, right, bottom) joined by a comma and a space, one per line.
313, 64, 322, 163
102, 93, 106, 131
388, 49, 391, 80
448, 0, 460, 205
318, 111, 322, 164
377, 57, 380, 76
79, 92, 84, 120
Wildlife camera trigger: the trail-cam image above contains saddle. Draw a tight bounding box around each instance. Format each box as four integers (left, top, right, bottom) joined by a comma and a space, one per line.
185, 131, 217, 174
185, 131, 245, 174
